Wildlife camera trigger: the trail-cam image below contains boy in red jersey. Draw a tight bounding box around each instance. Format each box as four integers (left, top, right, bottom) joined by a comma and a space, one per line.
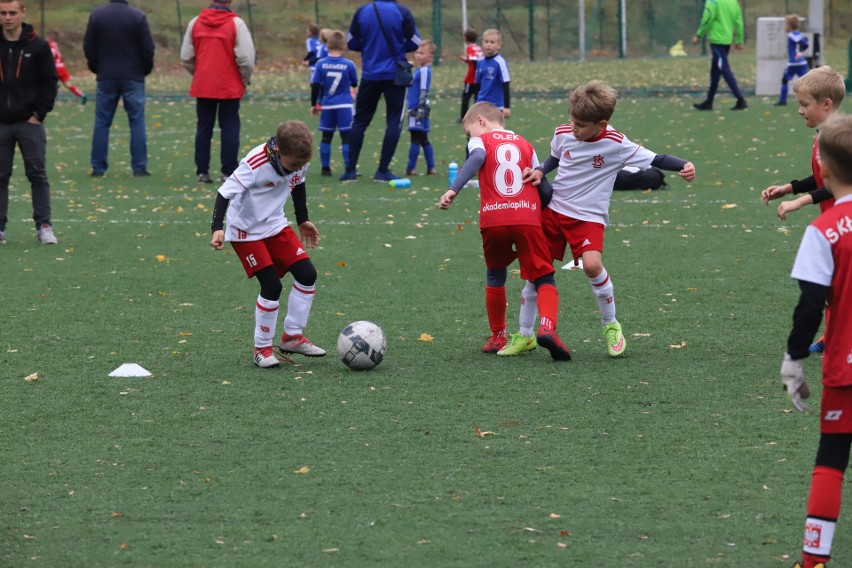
47, 31, 86, 104
210, 121, 327, 368
761, 66, 845, 354
458, 28, 482, 123
438, 102, 571, 360
506, 80, 695, 358
782, 114, 852, 568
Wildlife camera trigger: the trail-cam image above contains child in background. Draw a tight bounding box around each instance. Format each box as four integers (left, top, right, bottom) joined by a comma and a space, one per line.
780, 114, 852, 568
405, 40, 436, 176
775, 14, 809, 106
316, 29, 330, 62
474, 29, 510, 118
47, 30, 86, 104
310, 30, 358, 177
438, 102, 570, 361
458, 28, 482, 122
507, 80, 695, 358
210, 121, 327, 368
303, 23, 321, 79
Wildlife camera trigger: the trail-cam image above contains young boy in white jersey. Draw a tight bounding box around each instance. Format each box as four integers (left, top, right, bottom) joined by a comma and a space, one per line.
781, 114, 852, 568
502, 80, 695, 358
210, 121, 327, 368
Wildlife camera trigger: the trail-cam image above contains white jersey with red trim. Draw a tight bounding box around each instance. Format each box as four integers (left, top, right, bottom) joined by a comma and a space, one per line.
218, 143, 309, 242
791, 194, 852, 387
548, 124, 655, 226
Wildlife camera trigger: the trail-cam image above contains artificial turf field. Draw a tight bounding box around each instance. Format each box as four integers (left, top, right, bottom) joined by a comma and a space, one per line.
0, 61, 842, 566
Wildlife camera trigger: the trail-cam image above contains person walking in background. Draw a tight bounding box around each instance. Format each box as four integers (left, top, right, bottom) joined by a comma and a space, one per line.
692, 0, 747, 111
340, 0, 421, 183
181, 0, 255, 184
0, 0, 59, 245
47, 30, 86, 104
775, 14, 810, 107
458, 28, 482, 123
83, 0, 154, 177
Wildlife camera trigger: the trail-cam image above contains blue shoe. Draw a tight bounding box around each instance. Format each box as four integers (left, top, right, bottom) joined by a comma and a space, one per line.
810, 335, 826, 354
373, 170, 400, 183
339, 170, 358, 183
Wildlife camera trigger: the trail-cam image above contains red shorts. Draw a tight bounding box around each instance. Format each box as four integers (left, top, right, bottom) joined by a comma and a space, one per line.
230, 227, 310, 278
541, 208, 605, 262
820, 385, 852, 433
481, 225, 554, 282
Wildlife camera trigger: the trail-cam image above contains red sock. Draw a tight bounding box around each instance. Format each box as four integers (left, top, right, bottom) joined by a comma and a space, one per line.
484, 285, 506, 335
535, 283, 559, 329
68, 84, 83, 98
802, 465, 844, 564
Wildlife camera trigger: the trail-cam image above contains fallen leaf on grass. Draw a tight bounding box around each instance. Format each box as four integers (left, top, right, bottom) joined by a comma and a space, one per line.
475, 426, 494, 438
111, 512, 125, 517
293, 466, 310, 474
632, 333, 650, 338
119, 543, 129, 549
560, 530, 572, 536
337, 261, 346, 267
721, 203, 738, 209
557, 542, 568, 548
417, 333, 433, 342
155, 255, 167, 262
549, 513, 561, 518
23, 373, 39, 382
323, 548, 339, 553
669, 341, 687, 349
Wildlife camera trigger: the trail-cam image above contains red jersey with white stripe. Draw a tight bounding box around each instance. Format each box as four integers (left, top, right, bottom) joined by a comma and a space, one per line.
468, 129, 542, 229
463, 42, 483, 84
812, 134, 836, 212
791, 194, 852, 387
548, 124, 655, 226
217, 143, 309, 242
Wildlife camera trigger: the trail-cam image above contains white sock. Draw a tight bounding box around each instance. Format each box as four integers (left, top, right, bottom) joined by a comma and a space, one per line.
804, 516, 836, 558
589, 267, 616, 325
283, 282, 315, 336
254, 295, 279, 347
519, 280, 538, 336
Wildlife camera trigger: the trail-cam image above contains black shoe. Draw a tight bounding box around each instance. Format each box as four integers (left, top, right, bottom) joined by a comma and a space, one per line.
133, 170, 151, 177
693, 100, 713, 111
731, 99, 748, 110
91, 170, 105, 177
773, 101, 787, 106
321, 167, 332, 177
197, 173, 213, 183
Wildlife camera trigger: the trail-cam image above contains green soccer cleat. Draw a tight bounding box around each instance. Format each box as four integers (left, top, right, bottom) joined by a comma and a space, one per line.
496, 333, 537, 356
603, 321, 626, 357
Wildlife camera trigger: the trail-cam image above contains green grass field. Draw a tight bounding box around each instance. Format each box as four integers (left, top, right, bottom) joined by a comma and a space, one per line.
0, 57, 840, 566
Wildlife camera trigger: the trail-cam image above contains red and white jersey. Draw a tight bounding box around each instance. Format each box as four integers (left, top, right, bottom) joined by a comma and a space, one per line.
548, 124, 655, 226
49, 40, 67, 72
468, 129, 542, 229
791, 194, 852, 387
812, 134, 836, 212
218, 143, 309, 242
463, 42, 483, 84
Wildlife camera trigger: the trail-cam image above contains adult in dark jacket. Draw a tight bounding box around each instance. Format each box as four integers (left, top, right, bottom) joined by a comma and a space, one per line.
180, 0, 255, 184
0, 0, 58, 245
340, 0, 420, 183
83, 0, 155, 177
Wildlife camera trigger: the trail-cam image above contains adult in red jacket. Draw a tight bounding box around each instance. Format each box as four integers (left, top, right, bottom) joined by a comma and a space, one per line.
180, 0, 255, 184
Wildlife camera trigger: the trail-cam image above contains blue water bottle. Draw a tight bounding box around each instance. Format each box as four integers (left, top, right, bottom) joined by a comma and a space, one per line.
388, 178, 411, 188
448, 161, 458, 186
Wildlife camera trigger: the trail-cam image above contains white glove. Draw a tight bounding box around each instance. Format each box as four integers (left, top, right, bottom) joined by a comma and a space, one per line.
781, 353, 811, 414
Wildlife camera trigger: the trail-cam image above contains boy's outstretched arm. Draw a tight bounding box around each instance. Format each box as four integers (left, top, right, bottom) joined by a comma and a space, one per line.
210, 192, 230, 250
777, 194, 813, 220
438, 149, 485, 209
762, 175, 817, 204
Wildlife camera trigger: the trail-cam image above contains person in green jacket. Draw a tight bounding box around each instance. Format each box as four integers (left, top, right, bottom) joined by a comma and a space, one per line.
691, 0, 748, 111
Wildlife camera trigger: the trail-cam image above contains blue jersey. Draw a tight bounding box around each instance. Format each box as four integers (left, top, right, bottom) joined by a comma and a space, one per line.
407, 64, 431, 132
317, 43, 329, 62
305, 37, 320, 67
787, 30, 808, 66
311, 56, 359, 109
475, 54, 510, 108
347, 0, 421, 81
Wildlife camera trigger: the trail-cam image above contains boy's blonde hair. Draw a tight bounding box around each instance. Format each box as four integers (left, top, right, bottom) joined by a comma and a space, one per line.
482, 28, 502, 43
326, 30, 346, 52
568, 80, 618, 123
319, 28, 332, 43
419, 39, 436, 55
818, 114, 852, 186
785, 14, 800, 30
463, 102, 505, 128
793, 65, 846, 107
276, 121, 314, 162
464, 28, 478, 43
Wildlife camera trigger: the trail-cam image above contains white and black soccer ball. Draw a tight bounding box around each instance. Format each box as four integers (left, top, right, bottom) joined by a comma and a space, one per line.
337, 321, 387, 370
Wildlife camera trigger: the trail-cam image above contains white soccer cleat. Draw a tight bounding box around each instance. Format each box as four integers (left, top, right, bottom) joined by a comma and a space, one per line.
36, 224, 57, 244
253, 346, 280, 368
279, 332, 327, 357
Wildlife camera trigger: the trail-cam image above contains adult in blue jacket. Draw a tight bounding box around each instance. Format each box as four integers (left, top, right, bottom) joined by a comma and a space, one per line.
84, 0, 155, 177
340, 0, 420, 183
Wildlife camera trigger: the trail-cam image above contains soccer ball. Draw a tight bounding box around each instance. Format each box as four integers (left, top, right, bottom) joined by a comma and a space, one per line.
337, 321, 387, 371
